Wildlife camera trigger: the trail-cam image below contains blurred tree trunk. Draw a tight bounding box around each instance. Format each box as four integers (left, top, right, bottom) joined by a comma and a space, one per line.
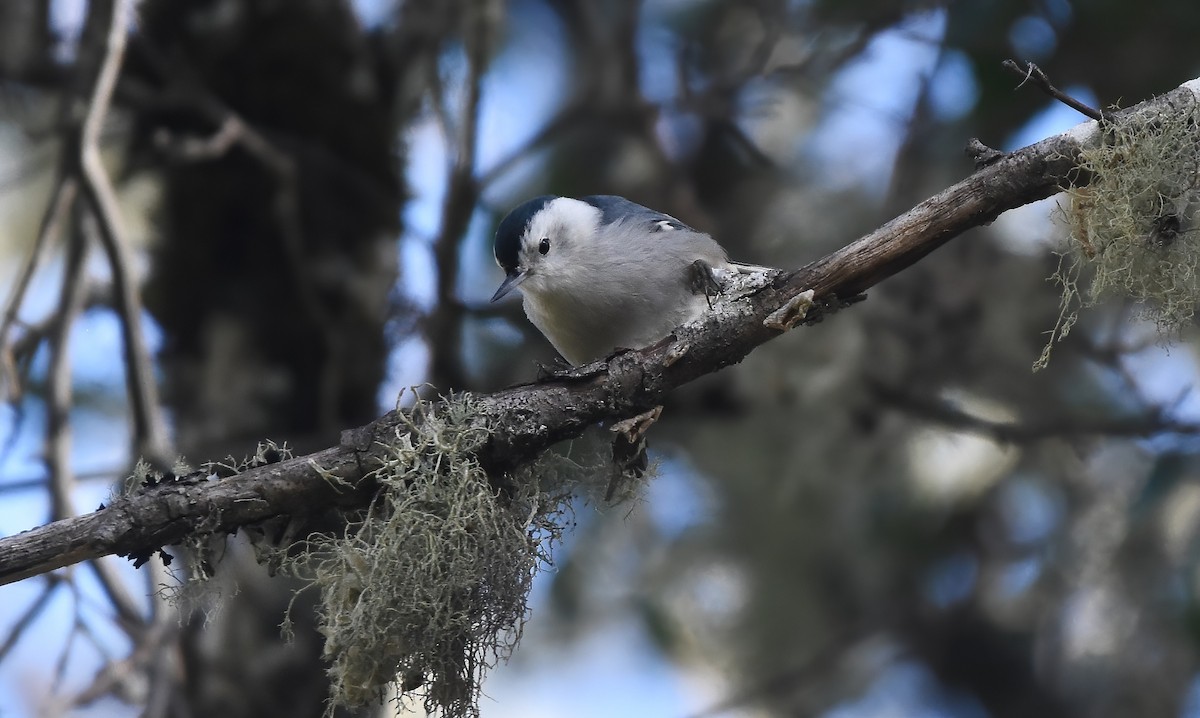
131, 1, 406, 715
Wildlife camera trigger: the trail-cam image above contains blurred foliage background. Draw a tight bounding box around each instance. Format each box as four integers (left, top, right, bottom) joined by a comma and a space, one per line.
3, 0, 1200, 716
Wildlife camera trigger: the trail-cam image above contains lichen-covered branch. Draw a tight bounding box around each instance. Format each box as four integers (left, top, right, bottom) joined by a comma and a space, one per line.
2, 76, 1199, 588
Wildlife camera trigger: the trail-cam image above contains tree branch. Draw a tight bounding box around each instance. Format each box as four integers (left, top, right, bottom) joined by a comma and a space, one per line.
871, 381, 1200, 444
45, 216, 91, 523
0, 178, 77, 402
1003, 59, 1109, 122
426, 6, 492, 391
77, 0, 171, 467
2, 76, 1198, 588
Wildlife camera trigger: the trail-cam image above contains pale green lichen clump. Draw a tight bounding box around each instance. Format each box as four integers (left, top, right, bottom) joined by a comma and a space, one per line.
1039, 94, 1200, 369
281, 394, 600, 717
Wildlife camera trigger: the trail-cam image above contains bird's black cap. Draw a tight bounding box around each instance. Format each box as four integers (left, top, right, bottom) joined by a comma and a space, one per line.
494, 195, 555, 272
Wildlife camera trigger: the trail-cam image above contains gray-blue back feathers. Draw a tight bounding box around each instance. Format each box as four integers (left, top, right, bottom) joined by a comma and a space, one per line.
580, 195, 694, 232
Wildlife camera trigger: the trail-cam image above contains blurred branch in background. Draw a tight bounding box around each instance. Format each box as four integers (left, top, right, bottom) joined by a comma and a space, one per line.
0, 168, 74, 403
76, 0, 170, 468
0, 2, 180, 715
872, 379, 1200, 444
426, 1, 495, 392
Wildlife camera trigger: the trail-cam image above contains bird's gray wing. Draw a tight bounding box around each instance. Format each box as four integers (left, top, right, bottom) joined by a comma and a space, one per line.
579, 195, 695, 233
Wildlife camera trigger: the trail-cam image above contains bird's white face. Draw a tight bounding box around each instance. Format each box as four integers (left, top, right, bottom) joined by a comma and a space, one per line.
506, 198, 601, 298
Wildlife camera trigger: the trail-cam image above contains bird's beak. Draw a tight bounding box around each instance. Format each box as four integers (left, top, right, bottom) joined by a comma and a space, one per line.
491, 269, 526, 302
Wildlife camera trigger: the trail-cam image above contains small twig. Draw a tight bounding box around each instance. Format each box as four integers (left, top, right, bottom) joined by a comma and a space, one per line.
0, 285, 110, 472
713, 117, 775, 168
45, 213, 91, 522
141, 623, 175, 718
71, 619, 177, 709
476, 103, 588, 188
77, 0, 172, 467
152, 114, 242, 160
0, 576, 63, 663
1003, 59, 1108, 122
872, 381, 1200, 443
51, 637, 78, 700
43, 213, 146, 629
0, 178, 78, 402
57, 0, 158, 633
426, 7, 493, 390
88, 552, 147, 635
5, 283, 110, 373
965, 137, 1006, 169
425, 48, 457, 162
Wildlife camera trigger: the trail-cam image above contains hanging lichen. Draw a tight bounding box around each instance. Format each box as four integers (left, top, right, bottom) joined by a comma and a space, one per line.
277, 393, 608, 717
1037, 93, 1200, 369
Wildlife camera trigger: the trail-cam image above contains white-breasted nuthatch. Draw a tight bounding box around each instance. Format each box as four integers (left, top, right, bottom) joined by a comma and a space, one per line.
491, 194, 762, 365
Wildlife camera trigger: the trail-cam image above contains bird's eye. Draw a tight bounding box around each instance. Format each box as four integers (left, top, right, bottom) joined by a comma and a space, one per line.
538, 237, 551, 255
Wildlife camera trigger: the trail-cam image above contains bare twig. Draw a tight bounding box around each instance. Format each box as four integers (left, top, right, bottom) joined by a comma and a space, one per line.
1003, 59, 1108, 122
0, 98, 86, 509
426, 7, 492, 391
0, 576, 63, 663
1, 465, 122, 489
71, 618, 176, 708
42, 215, 145, 629
44, 210, 91, 522
76, 0, 171, 467
4, 283, 110, 377
0, 177, 78, 402
86, 559, 146, 630
966, 137, 1006, 168
151, 114, 242, 160
63, 0, 157, 630
425, 48, 457, 163
871, 381, 1200, 444
52, 610, 82, 693
476, 103, 589, 188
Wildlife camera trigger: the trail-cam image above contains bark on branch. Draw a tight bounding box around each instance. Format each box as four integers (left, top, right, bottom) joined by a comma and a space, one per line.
4, 77, 1199, 588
